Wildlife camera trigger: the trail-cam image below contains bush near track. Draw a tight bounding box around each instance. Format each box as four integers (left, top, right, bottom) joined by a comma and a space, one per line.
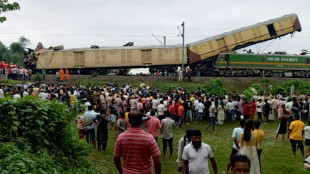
0, 96, 97, 173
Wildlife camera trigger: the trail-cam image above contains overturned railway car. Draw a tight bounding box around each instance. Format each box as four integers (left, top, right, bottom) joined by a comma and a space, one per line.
26, 13, 301, 75
215, 53, 310, 77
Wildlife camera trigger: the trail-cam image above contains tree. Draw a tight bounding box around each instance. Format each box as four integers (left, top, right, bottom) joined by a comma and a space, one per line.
0, 36, 30, 65
10, 36, 30, 53
0, 0, 20, 23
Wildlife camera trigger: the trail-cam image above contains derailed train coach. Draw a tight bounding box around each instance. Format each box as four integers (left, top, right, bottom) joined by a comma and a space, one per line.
25, 13, 301, 75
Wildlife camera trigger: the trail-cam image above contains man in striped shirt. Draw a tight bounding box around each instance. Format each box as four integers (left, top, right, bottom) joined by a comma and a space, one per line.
114, 109, 161, 174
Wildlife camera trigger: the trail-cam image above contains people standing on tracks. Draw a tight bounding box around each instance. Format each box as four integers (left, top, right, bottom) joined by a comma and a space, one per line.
178, 69, 183, 82
66, 68, 70, 81
59, 68, 64, 81
196, 70, 201, 82
56, 71, 60, 82
42, 69, 46, 81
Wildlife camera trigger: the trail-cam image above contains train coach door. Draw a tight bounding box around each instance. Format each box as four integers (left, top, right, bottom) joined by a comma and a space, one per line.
267, 24, 277, 37
142, 49, 152, 65
74, 51, 85, 67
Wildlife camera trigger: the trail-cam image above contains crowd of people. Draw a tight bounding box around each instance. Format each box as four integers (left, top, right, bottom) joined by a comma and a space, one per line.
1, 79, 310, 174
0, 62, 33, 81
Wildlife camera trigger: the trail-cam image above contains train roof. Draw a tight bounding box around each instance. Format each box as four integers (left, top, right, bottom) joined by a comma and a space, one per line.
219, 53, 310, 57
44, 44, 183, 52
189, 13, 298, 46
40, 13, 298, 53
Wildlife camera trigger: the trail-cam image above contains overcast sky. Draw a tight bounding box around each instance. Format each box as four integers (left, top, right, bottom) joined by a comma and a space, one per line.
0, 0, 309, 54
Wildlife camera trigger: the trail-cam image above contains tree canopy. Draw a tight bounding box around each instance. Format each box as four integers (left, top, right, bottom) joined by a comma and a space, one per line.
0, 0, 20, 23
0, 36, 30, 65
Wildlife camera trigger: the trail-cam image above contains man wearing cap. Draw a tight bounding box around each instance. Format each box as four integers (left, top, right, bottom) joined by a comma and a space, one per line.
129, 95, 137, 110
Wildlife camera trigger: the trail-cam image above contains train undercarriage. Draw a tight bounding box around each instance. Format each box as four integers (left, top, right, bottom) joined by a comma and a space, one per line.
214, 68, 310, 78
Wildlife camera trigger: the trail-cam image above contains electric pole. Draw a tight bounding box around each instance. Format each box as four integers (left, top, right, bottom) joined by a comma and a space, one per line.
181, 22, 185, 71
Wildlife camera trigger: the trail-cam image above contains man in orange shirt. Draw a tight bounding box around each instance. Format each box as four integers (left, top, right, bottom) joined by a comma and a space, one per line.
65, 68, 70, 80
59, 68, 64, 81
177, 103, 184, 129
288, 114, 305, 159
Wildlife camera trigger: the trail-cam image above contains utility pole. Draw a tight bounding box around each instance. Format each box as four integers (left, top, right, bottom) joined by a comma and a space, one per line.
181, 22, 185, 71
152, 34, 166, 45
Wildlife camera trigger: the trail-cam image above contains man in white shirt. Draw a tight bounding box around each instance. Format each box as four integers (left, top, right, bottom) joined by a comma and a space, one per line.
157, 100, 165, 121
224, 119, 245, 174
152, 96, 159, 112
182, 130, 218, 174
0, 85, 4, 99
161, 111, 175, 158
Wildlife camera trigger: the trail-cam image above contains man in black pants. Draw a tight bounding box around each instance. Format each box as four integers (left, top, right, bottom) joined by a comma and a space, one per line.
161, 111, 175, 158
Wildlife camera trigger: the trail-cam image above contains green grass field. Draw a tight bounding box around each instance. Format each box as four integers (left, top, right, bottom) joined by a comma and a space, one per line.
84, 118, 309, 174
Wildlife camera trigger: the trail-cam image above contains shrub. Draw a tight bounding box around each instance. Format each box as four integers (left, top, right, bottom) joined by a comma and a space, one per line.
33, 72, 42, 82
91, 72, 98, 78
0, 96, 96, 173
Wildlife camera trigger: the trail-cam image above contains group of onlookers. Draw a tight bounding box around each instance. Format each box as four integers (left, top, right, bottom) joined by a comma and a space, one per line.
0, 64, 32, 81
2, 79, 310, 173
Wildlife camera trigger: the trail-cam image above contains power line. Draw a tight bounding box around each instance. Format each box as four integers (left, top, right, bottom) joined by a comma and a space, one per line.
0, 26, 232, 30
0, 33, 309, 38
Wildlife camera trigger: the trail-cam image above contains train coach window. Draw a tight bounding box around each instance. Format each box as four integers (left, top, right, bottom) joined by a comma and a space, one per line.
267, 24, 277, 37
262, 56, 266, 62
306, 58, 310, 64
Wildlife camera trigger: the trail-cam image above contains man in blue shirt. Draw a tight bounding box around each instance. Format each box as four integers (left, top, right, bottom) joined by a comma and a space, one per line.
84, 105, 99, 148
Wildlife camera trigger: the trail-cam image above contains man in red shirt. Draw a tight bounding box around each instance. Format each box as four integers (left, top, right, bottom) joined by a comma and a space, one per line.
243, 100, 250, 120
114, 109, 161, 174
145, 110, 161, 142
249, 99, 256, 120
169, 100, 176, 122
0, 61, 3, 74
8, 66, 12, 79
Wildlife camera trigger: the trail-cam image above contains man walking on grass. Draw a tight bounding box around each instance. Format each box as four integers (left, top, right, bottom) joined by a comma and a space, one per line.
161, 111, 175, 158
114, 109, 161, 174
288, 114, 305, 159
145, 110, 161, 142
182, 130, 218, 174
224, 119, 245, 174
